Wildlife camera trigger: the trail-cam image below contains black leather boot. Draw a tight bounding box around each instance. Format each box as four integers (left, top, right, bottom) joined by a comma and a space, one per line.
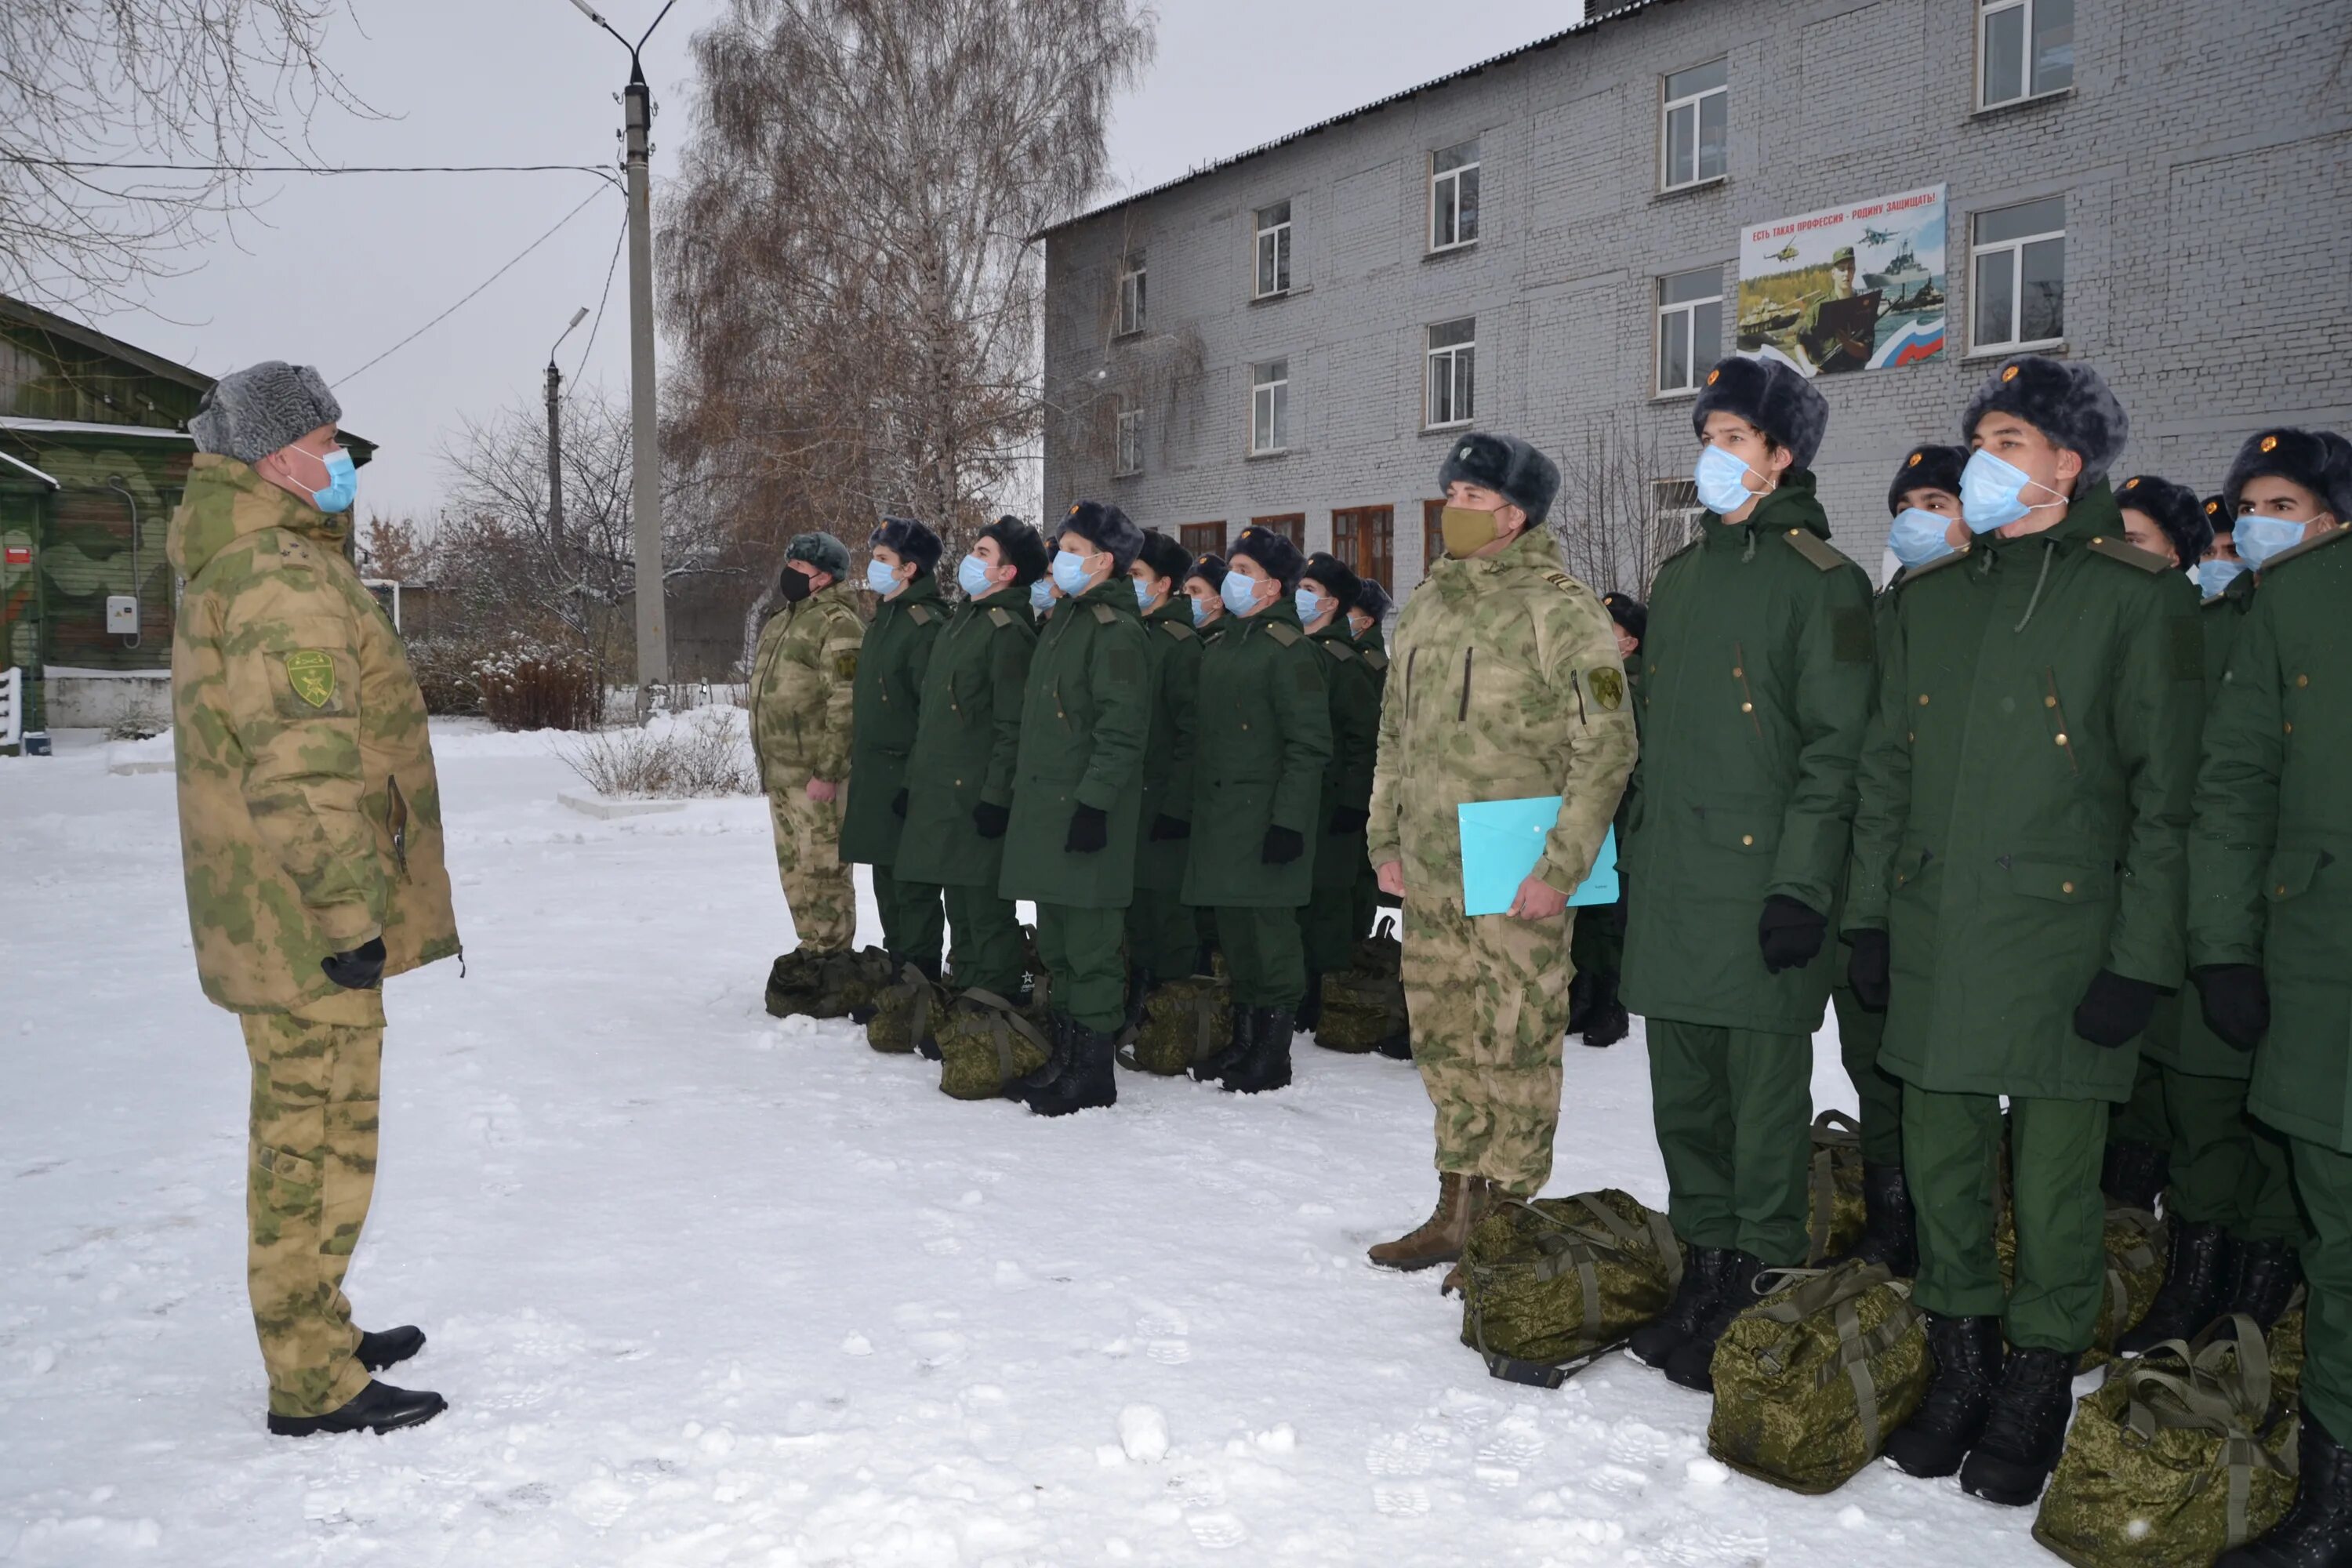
1006, 1013, 1071, 1101
1223, 1007, 1295, 1094
1296, 974, 1324, 1033
1580, 973, 1629, 1048
1959, 1346, 2079, 1505
267, 1380, 446, 1437
2230, 1237, 2306, 1330
357, 1325, 425, 1374
1628, 1246, 1730, 1369
1027, 1021, 1118, 1117
2116, 1220, 2237, 1356
1884, 1313, 2006, 1478
1664, 1250, 1767, 1391
1566, 970, 1598, 1035
2216, 1411, 2352, 1567
2103, 1139, 2171, 1213
1189, 1007, 1253, 1084
1835, 1161, 1918, 1278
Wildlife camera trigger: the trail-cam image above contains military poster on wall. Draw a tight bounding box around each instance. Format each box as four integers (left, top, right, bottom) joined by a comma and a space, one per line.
1737, 184, 1947, 376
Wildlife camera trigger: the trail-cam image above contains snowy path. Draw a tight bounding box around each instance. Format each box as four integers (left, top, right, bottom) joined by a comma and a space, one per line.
0, 723, 2051, 1566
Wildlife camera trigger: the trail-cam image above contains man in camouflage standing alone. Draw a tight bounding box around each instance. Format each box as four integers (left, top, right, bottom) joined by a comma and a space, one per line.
1366, 433, 1639, 1279
171, 362, 460, 1435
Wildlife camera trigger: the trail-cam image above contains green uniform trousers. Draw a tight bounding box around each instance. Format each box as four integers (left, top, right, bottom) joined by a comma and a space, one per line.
1214, 906, 1305, 1009
1125, 891, 1200, 985
1568, 895, 1622, 988
1830, 982, 1904, 1167
2111, 1054, 2173, 1152
240, 989, 385, 1417
1646, 1020, 1817, 1265
943, 884, 1025, 998
2291, 1138, 2352, 1442
869, 864, 944, 973
2164, 1067, 2303, 1243
1352, 864, 1383, 940
1300, 884, 1367, 978
1036, 902, 1127, 1033
1907, 1087, 2107, 1352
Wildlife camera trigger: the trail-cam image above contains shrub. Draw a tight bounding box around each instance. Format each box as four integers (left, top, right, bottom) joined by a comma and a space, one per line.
405, 637, 485, 717
560, 708, 758, 798
474, 635, 599, 732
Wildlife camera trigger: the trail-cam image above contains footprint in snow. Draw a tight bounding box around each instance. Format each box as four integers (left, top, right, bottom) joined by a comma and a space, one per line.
1134, 1308, 1189, 1338
1373, 1483, 1432, 1516
1363, 1432, 1431, 1477
1145, 1340, 1192, 1365
1185, 1512, 1248, 1548
1477, 1420, 1544, 1466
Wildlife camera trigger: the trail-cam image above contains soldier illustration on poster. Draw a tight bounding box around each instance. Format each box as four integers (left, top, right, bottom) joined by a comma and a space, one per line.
1737, 185, 1947, 376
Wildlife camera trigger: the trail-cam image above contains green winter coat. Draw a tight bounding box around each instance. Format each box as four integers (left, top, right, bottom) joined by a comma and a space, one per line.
167, 454, 462, 1014
1848, 485, 2204, 1102
1182, 600, 1334, 909
1310, 618, 1381, 890
1132, 596, 1203, 892
750, 583, 865, 788
2190, 526, 2352, 1148
1620, 475, 1877, 1033
997, 576, 1152, 911
1356, 620, 1390, 691
894, 588, 1035, 889
839, 573, 942, 866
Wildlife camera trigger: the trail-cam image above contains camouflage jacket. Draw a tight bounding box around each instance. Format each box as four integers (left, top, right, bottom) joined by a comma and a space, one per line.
750, 582, 865, 789
1367, 525, 1637, 906
167, 454, 461, 1014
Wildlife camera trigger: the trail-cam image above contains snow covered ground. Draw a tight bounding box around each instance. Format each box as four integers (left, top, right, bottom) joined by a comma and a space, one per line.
0, 720, 2055, 1566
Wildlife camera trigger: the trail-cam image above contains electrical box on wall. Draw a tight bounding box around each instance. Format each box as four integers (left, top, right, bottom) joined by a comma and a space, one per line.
106, 595, 139, 634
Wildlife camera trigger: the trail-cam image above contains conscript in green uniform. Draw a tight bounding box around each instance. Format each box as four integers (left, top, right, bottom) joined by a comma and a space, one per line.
1123, 530, 1205, 1012
1183, 553, 1235, 971
1296, 550, 1381, 1041
1348, 579, 1397, 953
840, 518, 945, 985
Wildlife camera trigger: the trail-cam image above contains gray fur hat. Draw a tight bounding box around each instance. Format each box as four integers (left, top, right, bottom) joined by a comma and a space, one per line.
1887, 444, 1969, 515
1352, 579, 1392, 621
1058, 499, 1145, 576
869, 516, 942, 576
1693, 355, 1829, 470
2116, 474, 2212, 565
2223, 427, 2352, 524
1436, 432, 1561, 525
785, 531, 852, 581
1962, 354, 2131, 493
189, 361, 342, 465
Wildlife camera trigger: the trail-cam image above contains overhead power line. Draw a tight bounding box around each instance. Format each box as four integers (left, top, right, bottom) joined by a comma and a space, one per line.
3, 155, 617, 183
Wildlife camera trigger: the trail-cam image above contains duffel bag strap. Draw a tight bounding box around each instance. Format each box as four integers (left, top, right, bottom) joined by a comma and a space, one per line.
960, 987, 1054, 1088
1567, 1193, 1685, 1293
1466, 1283, 1615, 1391
2123, 1314, 2292, 1545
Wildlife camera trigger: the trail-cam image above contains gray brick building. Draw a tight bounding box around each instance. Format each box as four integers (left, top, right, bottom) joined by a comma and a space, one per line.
1039, 0, 2352, 596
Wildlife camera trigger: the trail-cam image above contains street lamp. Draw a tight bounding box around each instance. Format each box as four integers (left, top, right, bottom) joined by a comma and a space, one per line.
546, 305, 589, 557
565, 0, 680, 717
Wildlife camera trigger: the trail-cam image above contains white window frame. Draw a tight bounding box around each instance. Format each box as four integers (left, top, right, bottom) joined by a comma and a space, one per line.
1428, 139, 1481, 253
1976, 0, 2074, 111
1114, 408, 1142, 477
1254, 201, 1292, 299
1116, 250, 1146, 336
1655, 267, 1723, 397
1653, 478, 1706, 551
1660, 60, 1729, 193
1250, 359, 1290, 456
1969, 198, 2067, 354
1424, 318, 1476, 430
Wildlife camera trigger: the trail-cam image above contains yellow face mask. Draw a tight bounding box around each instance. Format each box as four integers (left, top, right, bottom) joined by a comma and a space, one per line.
1440, 504, 1504, 560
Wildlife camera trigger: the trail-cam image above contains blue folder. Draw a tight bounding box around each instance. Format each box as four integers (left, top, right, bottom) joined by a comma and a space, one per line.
1457, 797, 1620, 916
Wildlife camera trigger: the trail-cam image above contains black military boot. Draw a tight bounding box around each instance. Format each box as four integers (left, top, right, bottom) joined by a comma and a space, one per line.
2103, 1139, 2171, 1213
1027, 1021, 1118, 1117
1222, 1007, 1295, 1095
1883, 1313, 2006, 1478
1566, 970, 1599, 1035
1580, 974, 1630, 1048
2116, 1220, 2238, 1356
1835, 1162, 1918, 1278
2229, 1237, 2306, 1330
1123, 965, 1151, 1035
2216, 1411, 2352, 1567
267, 1380, 446, 1437
357, 1325, 426, 1373
1189, 1007, 1253, 1085
1959, 1346, 2079, 1505
1006, 1014, 1071, 1102
1628, 1246, 1731, 1369
1296, 973, 1324, 1033
1663, 1250, 1767, 1391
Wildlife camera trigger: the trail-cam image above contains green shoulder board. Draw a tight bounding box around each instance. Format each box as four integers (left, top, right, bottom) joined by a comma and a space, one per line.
1321, 638, 1357, 662
1091, 602, 1117, 625
1158, 619, 1196, 641
907, 601, 938, 624
1899, 546, 1973, 588
2085, 534, 2170, 574
1779, 528, 1849, 572
1263, 621, 1301, 648
986, 606, 1014, 629
2257, 524, 2351, 578
1362, 648, 1390, 673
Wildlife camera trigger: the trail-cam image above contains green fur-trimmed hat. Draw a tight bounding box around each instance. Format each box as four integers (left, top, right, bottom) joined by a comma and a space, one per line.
785, 531, 851, 581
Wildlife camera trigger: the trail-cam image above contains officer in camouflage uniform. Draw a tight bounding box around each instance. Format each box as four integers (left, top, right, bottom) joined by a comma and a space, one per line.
169, 362, 459, 1436
840, 517, 946, 993
2191, 426, 2352, 1566
1294, 550, 1380, 1040
1365, 434, 1637, 1276
1124, 530, 1205, 1013
751, 532, 866, 1005
1565, 590, 1644, 1051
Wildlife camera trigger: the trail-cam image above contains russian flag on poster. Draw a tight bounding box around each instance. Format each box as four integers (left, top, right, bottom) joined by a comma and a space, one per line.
1869, 318, 1947, 370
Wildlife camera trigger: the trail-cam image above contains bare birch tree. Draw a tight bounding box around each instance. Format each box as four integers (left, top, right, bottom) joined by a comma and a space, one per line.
1553, 415, 1706, 600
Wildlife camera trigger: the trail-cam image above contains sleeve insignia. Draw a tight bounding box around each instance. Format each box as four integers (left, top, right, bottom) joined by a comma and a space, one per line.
1588, 667, 1625, 710
833, 652, 859, 679
284, 649, 337, 708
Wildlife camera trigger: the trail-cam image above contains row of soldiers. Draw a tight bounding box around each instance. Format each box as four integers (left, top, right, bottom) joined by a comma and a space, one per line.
746, 504, 1401, 1115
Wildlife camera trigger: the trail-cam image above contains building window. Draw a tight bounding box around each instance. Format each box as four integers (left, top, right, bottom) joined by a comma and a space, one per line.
1254, 201, 1292, 298
1181, 521, 1227, 557
1656, 267, 1723, 396
1251, 514, 1306, 549
1425, 318, 1476, 430
1979, 0, 2073, 110
1250, 359, 1290, 454
1114, 408, 1142, 476
1429, 138, 1480, 252
1332, 506, 1396, 590
1116, 250, 1146, 336
1652, 477, 1706, 552
1972, 196, 2066, 352
1661, 60, 1728, 192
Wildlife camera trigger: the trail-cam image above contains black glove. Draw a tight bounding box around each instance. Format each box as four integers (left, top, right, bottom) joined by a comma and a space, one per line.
1149, 813, 1192, 841
1327, 807, 1370, 835
1757, 895, 1828, 975
2073, 968, 2160, 1049
321, 936, 387, 990
1846, 929, 1890, 1011
1261, 825, 1305, 865
891, 788, 908, 818
2194, 964, 2270, 1051
971, 800, 1010, 840
1065, 804, 1109, 854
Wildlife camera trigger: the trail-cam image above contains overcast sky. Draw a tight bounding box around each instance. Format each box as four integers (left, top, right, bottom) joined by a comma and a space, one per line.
83, 0, 1585, 523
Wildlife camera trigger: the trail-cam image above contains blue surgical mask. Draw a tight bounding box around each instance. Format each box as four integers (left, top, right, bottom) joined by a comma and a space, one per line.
1693, 445, 1756, 516
1887, 507, 1958, 570
2235, 514, 2308, 572
956, 553, 993, 598
1189, 594, 1210, 627
1221, 571, 1261, 617
2196, 558, 2246, 600
1959, 448, 2062, 534
1050, 549, 1093, 596
289, 445, 358, 514
1029, 578, 1054, 612
866, 557, 901, 596
1133, 577, 1157, 611
1294, 587, 1325, 623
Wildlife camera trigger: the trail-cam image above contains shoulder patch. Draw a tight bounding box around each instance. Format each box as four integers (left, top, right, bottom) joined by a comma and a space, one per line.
1588, 666, 1625, 710
2086, 534, 2170, 574
1779, 528, 1849, 572
1361, 648, 1390, 673
987, 605, 1013, 629
1263, 621, 1301, 648
1320, 639, 1357, 662
1899, 546, 1973, 587
906, 601, 936, 625
833, 651, 859, 679
1091, 602, 1116, 625
1158, 619, 1195, 641
283, 649, 337, 709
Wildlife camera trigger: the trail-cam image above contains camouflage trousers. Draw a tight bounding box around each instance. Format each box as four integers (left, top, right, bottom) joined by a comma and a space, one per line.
239, 987, 385, 1417
766, 777, 855, 953
1401, 898, 1574, 1198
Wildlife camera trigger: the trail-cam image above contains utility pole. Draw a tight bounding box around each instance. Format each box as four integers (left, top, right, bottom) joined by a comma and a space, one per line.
546, 307, 589, 563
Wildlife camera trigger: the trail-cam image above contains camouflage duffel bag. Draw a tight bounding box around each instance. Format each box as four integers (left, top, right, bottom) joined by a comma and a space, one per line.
764, 946, 892, 1020
2033, 1314, 2299, 1568
1998, 1203, 2167, 1371
1706, 1259, 1929, 1494
1802, 1109, 1869, 1266
1459, 1190, 1684, 1388
935, 988, 1055, 1101
763, 950, 818, 1018
2270, 1296, 2308, 1402
866, 964, 943, 1056
1316, 916, 1407, 1054
1118, 975, 1231, 1076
